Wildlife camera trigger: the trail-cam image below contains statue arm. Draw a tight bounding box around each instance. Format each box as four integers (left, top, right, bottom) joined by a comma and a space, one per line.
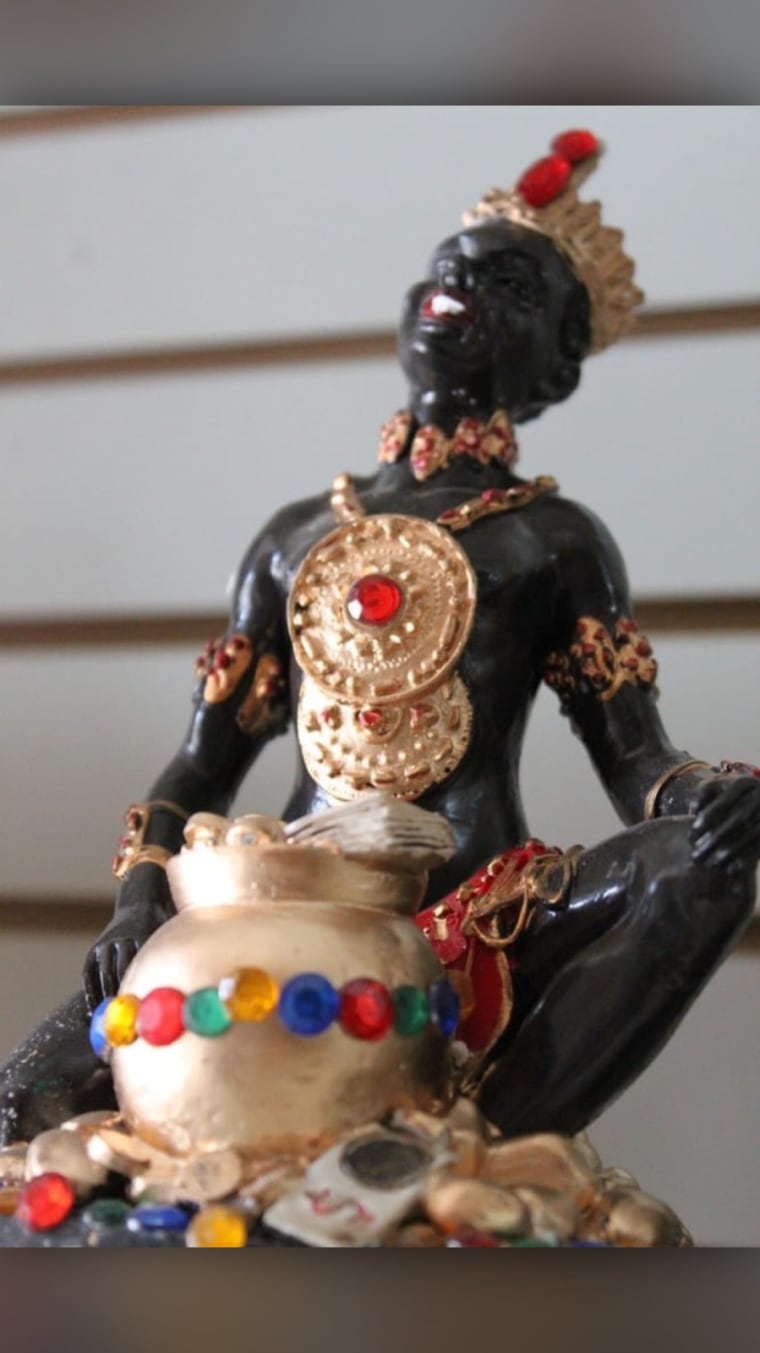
542, 499, 749, 829
83, 521, 291, 1009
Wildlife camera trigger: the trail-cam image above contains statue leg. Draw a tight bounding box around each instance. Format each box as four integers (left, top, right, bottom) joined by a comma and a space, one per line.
478, 817, 755, 1138
0, 989, 116, 1147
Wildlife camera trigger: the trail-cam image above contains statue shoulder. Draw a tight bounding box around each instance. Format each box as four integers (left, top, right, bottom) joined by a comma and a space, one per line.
537, 492, 630, 606
231, 488, 334, 621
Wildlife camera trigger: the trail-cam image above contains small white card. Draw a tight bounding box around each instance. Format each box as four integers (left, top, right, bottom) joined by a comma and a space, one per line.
264, 1130, 448, 1247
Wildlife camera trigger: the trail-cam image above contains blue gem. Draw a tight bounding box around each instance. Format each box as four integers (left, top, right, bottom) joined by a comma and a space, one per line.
278, 973, 339, 1036
126, 1205, 190, 1233
428, 979, 460, 1037
89, 999, 112, 1059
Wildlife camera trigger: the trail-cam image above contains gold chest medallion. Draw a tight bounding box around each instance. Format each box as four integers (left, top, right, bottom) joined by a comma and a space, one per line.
287, 514, 477, 801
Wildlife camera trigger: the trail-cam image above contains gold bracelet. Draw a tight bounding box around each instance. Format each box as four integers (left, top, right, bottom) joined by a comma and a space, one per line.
644, 760, 712, 821
145, 800, 189, 820
112, 801, 186, 879
123, 846, 173, 874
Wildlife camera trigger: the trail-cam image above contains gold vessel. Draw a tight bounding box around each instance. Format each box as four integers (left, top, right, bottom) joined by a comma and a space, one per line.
112, 810, 452, 1157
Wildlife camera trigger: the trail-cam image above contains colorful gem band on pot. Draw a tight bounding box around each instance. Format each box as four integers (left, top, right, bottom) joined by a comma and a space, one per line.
89, 970, 459, 1057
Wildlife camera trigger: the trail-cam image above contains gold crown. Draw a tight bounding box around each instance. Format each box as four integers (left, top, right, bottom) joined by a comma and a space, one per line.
462, 130, 644, 353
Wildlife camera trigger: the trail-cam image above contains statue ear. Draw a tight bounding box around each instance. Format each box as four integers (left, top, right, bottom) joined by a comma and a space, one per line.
546, 352, 583, 404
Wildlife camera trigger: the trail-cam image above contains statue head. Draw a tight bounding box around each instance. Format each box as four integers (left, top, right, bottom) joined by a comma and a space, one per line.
398, 130, 642, 427
399, 217, 593, 425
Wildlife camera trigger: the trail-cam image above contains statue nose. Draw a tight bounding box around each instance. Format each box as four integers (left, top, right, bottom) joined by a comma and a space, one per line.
436, 257, 469, 292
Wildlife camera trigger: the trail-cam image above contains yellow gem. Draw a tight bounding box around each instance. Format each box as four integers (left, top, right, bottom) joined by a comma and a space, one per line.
104, 994, 140, 1047
222, 968, 279, 1022
186, 1206, 248, 1249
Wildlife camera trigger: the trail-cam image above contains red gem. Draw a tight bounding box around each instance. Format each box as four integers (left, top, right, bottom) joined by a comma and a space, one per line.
339, 978, 393, 1040
136, 988, 186, 1046
16, 1173, 75, 1231
216, 652, 232, 670
516, 155, 572, 208
358, 708, 384, 729
346, 574, 403, 626
481, 489, 507, 505
551, 129, 599, 163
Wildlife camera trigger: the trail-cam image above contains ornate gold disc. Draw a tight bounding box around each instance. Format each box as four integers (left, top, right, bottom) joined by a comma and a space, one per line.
287, 515, 477, 706
297, 673, 473, 801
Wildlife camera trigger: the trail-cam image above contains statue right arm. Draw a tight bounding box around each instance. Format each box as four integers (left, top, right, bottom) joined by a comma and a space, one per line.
83, 518, 292, 1010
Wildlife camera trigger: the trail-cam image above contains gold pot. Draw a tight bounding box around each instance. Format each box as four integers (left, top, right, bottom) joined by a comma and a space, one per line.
112, 833, 451, 1157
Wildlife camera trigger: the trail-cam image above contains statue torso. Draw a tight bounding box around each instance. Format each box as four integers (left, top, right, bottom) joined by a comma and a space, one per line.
269, 469, 567, 901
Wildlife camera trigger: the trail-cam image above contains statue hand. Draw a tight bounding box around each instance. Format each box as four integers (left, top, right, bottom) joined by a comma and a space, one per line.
83, 867, 173, 1013
689, 774, 760, 873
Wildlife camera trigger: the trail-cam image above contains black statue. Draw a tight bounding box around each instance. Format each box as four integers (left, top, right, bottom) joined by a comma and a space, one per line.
2, 131, 758, 1149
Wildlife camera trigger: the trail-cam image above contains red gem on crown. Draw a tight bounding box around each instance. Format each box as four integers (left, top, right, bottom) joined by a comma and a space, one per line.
516, 155, 572, 208
551, 129, 599, 163
516, 131, 600, 209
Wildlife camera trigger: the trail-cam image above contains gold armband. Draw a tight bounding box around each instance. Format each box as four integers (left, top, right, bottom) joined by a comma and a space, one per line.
194, 633, 253, 703
544, 616, 658, 708
111, 801, 187, 880
643, 760, 712, 821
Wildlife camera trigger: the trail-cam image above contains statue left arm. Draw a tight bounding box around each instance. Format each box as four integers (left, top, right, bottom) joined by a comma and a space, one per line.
542, 499, 760, 872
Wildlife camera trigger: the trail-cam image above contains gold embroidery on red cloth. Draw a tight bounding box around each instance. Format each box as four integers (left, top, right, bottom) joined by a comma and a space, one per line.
544, 616, 658, 707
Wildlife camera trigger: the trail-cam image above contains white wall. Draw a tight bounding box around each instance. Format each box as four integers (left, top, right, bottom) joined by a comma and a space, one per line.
1, 106, 758, 1243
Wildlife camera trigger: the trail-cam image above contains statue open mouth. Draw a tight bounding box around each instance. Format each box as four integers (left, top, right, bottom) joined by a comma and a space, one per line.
420, 288, 475, 327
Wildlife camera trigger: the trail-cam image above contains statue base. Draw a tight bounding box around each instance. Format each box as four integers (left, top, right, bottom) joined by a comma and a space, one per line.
0, 1099, 692, 1248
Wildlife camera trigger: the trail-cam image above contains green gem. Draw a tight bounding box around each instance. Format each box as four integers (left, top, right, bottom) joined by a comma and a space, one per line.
184, 988, 233, 1037
393, 985, 429, 1036
82, 1198, 132, 1230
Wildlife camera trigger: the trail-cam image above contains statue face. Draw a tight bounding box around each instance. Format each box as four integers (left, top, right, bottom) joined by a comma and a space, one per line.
399, 218, 587, 421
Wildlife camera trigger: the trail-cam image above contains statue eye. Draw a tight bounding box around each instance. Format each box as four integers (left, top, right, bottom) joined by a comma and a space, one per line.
502, 274, 539, 304
492, 263, 541, 307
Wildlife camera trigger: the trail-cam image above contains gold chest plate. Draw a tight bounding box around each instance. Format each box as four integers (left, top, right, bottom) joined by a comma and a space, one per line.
287, 515, 477, 801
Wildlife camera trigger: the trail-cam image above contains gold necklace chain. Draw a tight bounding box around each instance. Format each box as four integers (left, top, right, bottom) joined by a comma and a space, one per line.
330, 472, 558, 533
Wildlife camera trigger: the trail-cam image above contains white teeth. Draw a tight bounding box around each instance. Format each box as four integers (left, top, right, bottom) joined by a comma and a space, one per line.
430, 293, 466, 317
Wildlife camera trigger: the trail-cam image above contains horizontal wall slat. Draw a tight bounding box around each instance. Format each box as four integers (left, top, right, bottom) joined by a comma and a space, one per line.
2, 594, 760, 651
0, 107, 757, 359
1, 636, 758, 895
2, 899, 758, 952
0, 106, 245, 138
0, 336, 758, 617
0, 301, 756, 389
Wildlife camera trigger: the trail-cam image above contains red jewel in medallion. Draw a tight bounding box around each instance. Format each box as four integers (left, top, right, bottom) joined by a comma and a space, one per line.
551, 129, 599, 163
346, 574, 403, 626
358, 708, 384, 730
516, 155, 572, 208
339, 978, 394, 1040
481, 488, 508, 505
